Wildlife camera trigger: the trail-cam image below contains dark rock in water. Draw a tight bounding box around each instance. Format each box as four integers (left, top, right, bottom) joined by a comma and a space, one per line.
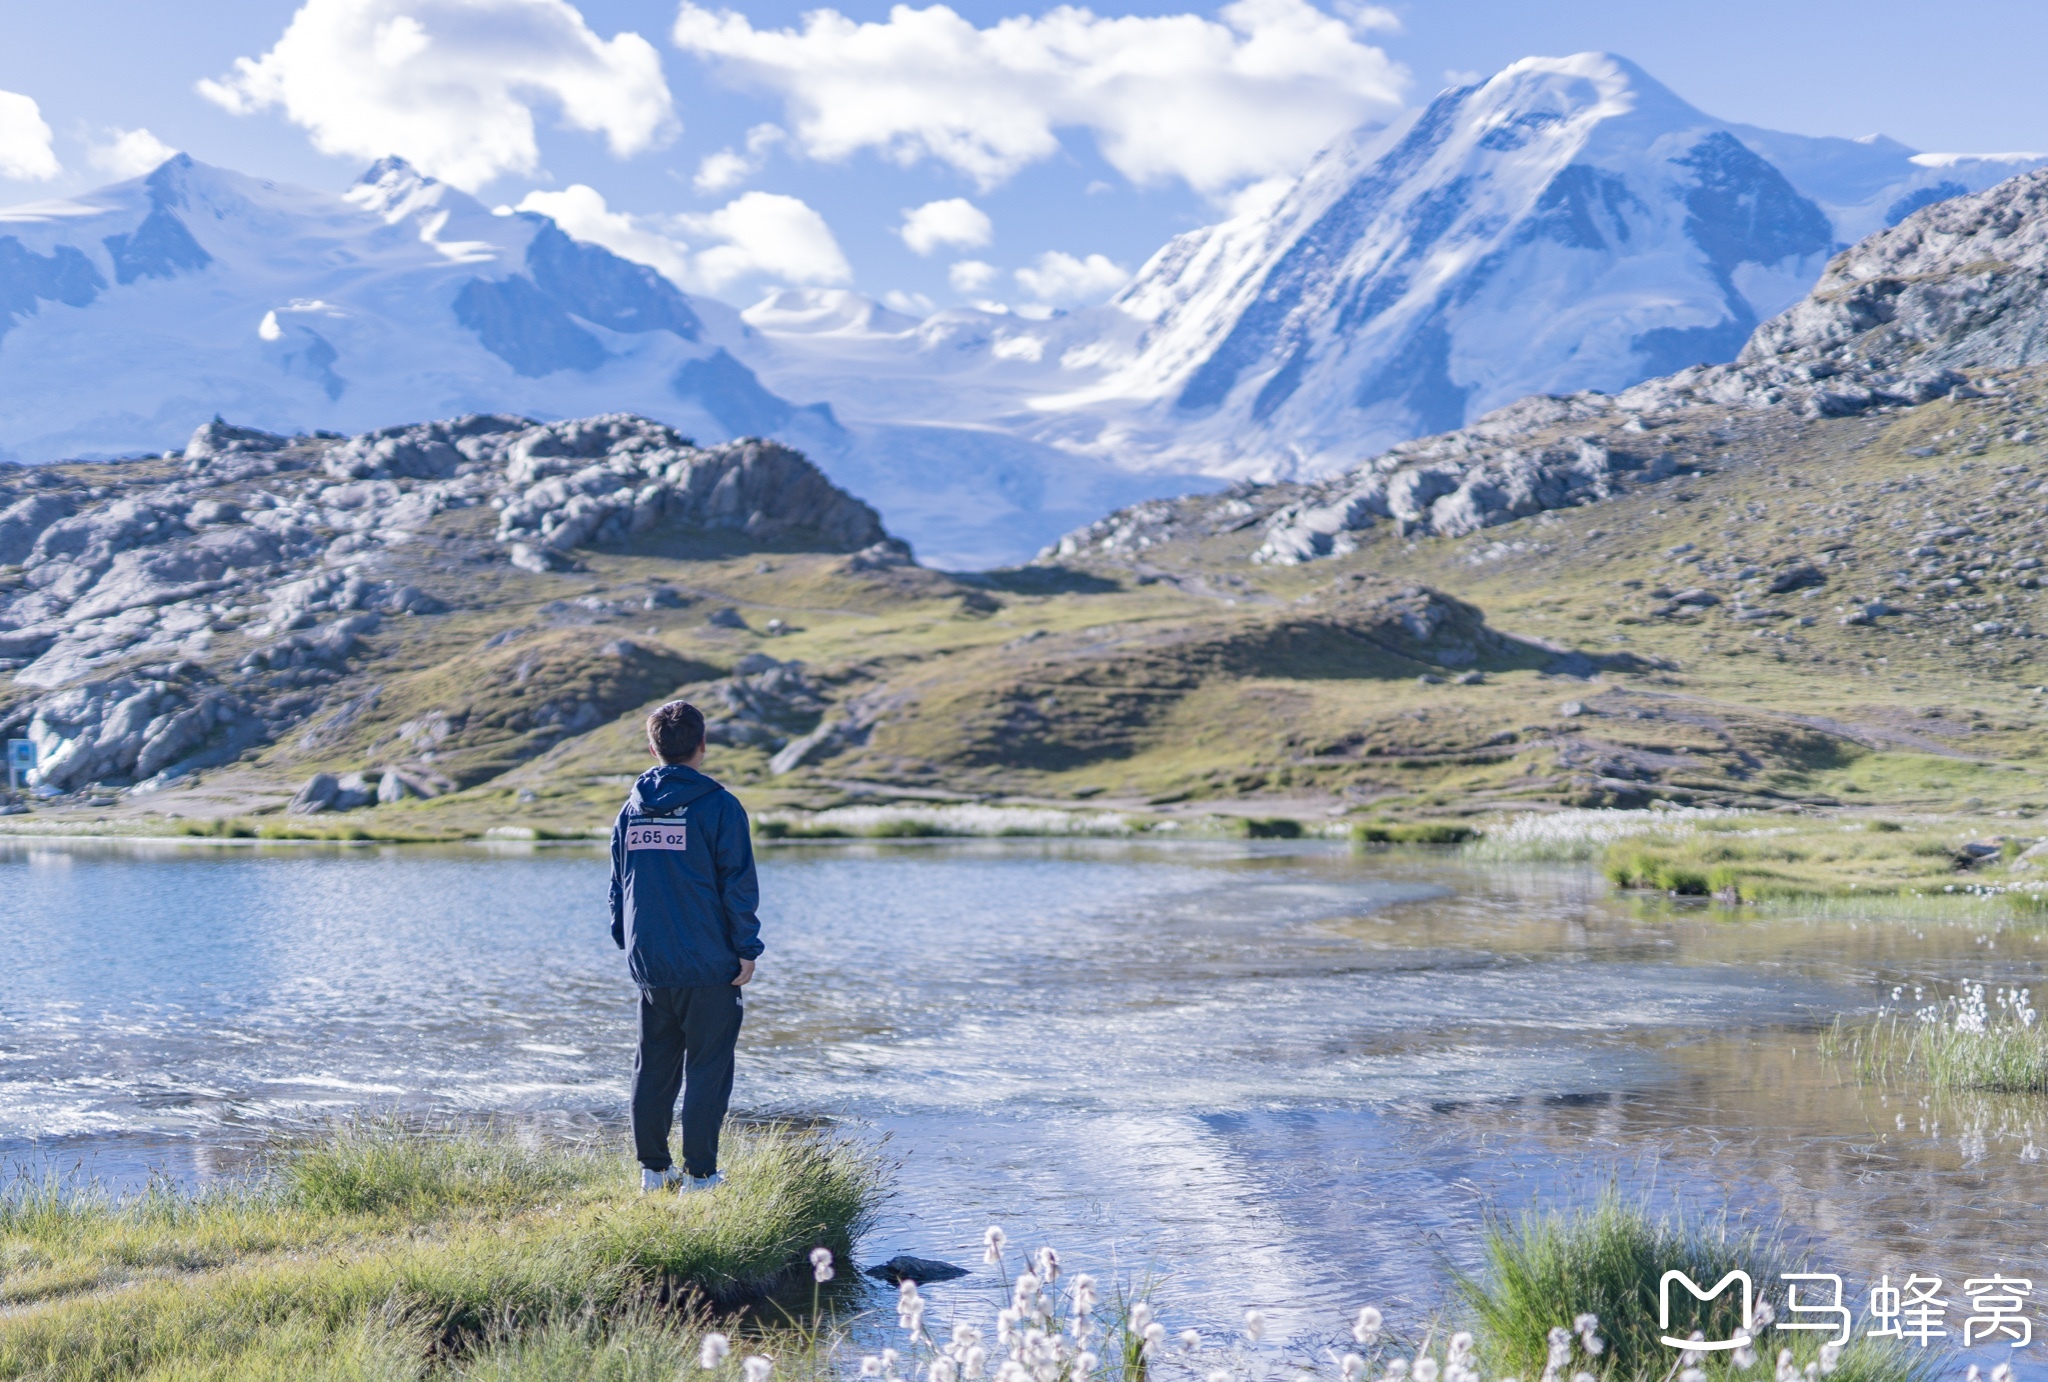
865, 1255, 969, 1284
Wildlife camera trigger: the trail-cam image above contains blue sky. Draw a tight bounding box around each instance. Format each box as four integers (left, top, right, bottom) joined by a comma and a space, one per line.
3, 0, 2045, 313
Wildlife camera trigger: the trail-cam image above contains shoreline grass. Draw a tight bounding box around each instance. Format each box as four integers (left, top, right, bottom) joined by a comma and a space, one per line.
1457, 1195, 1934, 1382
0, 1122, 881, 1381
1824, 982, 2048, 1093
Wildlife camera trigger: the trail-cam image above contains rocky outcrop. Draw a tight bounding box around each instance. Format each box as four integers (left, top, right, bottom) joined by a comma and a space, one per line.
12, 664, 247, 792
0, 412, 907, 794
488, 417, 898, 562
699, 654, 829, 752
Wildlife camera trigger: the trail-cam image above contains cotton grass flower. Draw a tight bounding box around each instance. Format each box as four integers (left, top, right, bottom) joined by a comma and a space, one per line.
1353, 1306, 1384, 1345
700, 1334, 732, 1370
1819, 1344, 1842, 1377
743, 1358, 773, 1382
1207, 1371, 1234, 1382
1128, 1302, 1154, 1331
1033, 1246, 1061, 1281
962, 1347, 989, 1380
1074, 1353, 1100, 1378
1180, 1329, 1202, 1352
984, 1226, 1007, 1263
1243, 1310, 1266, 1343
1384, 1362, 1410, 1381
811, 1246, 835, 1282
861, 1360, 884, 1378
930, 1361, 959, 1382
1414, 1358, 1439, 1382
1340, 1355, 1366, 1382
1142, 1322, 1167, 1356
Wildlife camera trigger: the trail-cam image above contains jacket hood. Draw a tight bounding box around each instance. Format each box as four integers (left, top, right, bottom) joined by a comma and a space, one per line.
626, 764, 724, 817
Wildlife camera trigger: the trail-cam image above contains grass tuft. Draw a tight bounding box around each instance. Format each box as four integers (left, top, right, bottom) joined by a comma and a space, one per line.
0, 1122, 881, 1381
1457, 1194, 1933, 1382
1826, 982, 2048, 1092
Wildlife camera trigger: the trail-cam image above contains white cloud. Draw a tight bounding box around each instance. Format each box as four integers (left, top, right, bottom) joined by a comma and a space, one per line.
1015, 250, 1127, 304
694, 150, 751, 194
516, 183, 850, 295
683, 191, 852, 290
671, 0, 1407, 198
0, 90, 59, 181
693, 122, 784, 193
899, 197, 992, 256
86, 127, 178, 180
949, 259, 999, 292
200, 0, 675, 191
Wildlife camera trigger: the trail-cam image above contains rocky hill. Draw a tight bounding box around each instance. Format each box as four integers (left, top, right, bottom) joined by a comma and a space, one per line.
0, 413, 909, 797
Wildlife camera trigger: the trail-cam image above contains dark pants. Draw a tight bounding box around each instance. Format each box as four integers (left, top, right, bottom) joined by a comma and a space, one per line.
631, 984, 744, 1176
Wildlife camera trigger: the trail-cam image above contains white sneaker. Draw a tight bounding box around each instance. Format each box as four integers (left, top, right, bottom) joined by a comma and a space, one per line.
640, 1166, 684, 1193
681, 1171, 726, 1192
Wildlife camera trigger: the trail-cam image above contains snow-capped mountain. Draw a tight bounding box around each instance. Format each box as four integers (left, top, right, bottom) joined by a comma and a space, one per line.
0, 157, 1194, 568
740, 53, 2044, 480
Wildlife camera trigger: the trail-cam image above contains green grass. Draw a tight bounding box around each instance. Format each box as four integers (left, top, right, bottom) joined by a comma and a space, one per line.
0, 1122, 881, 1381
1826, 985, 2048, 1092
1457, 1194, 1934, 1382
1591, 816, 2048, 907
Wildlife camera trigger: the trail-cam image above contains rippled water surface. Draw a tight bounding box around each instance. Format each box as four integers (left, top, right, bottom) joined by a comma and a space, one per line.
6, 837, 2048, 1358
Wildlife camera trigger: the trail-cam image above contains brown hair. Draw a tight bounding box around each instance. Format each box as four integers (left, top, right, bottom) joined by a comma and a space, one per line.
646, 700, 707, 763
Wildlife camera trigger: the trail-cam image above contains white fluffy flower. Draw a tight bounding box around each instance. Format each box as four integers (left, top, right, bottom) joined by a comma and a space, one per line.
1340, 1355, 1366, 1382
743, 1358, 773, 1382
1353, 1307, 1384, 1345
701, 1334, 732, 1370
1180, 1330, 1202, 1352
984, 1226, 1007, 1263
1414, 1359, 1439, 1382
1244, 1311, 1266, 1343
1128, 1303, 1154, 1332
1819, 1344, 1843, 1378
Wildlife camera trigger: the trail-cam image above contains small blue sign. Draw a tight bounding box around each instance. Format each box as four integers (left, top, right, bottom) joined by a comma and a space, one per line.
4, 739, 31, 770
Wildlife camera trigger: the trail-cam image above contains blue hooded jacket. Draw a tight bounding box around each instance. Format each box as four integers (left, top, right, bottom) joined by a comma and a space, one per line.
609, 764, 763, 989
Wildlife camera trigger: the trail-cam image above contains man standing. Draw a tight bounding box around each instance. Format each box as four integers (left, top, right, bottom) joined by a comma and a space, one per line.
609, 699, 762, 1193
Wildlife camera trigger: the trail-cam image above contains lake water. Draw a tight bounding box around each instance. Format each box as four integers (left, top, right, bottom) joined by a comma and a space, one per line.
5, 838, 2046, 1363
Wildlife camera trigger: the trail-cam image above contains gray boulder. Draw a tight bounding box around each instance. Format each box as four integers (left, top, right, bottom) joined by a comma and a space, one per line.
184, 417, 289, 466
289, 772, 340, 814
